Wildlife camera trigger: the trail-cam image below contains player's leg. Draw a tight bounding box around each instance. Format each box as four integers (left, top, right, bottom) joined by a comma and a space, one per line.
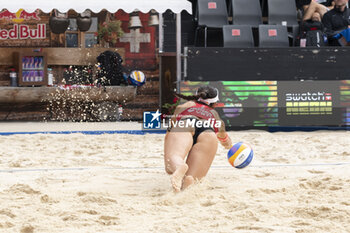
182, 131, 218, 189
302, 1, 328, 21
164, 131, 193, 191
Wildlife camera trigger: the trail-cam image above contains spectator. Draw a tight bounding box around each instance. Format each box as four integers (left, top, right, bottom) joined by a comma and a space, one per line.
296, 0, 334, 21
322, 0, 350, 46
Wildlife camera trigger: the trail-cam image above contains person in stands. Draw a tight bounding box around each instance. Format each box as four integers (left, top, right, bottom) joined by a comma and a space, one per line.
322, 0, 350, 46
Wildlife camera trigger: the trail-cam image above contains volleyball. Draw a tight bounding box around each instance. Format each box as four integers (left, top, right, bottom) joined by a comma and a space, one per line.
128, 70, 146, 86
227, 142, 253, 169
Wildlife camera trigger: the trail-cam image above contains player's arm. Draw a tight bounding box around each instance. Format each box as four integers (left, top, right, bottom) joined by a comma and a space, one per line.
211, 109, 232, 149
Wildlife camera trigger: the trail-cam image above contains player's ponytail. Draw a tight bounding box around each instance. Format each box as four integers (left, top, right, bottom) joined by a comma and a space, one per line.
173, 85, 219, 106
173, 91, 206, 101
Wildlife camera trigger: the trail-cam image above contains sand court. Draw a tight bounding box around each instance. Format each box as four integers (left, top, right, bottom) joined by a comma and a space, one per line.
0, 127, 349, 232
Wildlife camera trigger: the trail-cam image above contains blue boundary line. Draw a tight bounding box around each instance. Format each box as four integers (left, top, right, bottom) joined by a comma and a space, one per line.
1, 127, 348, 135
0, 162, 350, 173
0, 130, 167, 136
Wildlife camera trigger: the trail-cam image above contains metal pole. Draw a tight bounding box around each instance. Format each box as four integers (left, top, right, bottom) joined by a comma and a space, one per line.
183, 46, 188, 78
176, 12, 181, 93
158, 13, 163, 53
158, 13, 163, 110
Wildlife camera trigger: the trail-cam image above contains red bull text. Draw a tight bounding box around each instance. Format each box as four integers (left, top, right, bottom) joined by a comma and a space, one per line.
0, 24, 46, 40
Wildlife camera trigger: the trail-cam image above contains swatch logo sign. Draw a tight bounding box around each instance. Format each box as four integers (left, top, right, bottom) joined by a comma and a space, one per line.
285, 92, 332, 101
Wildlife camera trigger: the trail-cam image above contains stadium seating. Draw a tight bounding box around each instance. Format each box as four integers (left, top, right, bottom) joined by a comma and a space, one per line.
223, 25, 254, 47
258, 25, 289, 47
231, 0, 262, 27
194, 0, 229, 47
267, 0, 298, 26
267, 0, 299, 46
192, 0, 300, 47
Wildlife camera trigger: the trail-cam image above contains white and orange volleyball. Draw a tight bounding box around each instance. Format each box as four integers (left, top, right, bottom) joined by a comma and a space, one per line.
227, 142, 253, 169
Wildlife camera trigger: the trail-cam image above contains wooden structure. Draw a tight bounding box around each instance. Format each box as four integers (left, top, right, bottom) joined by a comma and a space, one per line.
0, 47, 125, 66
159, 52, 176, 115
0, 47, 125, 86
0, 46, 160, 122
0, 2, 194, 121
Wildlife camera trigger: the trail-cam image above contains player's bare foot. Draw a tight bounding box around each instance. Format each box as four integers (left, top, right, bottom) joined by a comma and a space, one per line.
170, 164, 188, 192
182, 175, 195, 190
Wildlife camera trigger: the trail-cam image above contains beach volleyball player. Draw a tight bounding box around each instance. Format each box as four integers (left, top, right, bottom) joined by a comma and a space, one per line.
164, 86, 232, 192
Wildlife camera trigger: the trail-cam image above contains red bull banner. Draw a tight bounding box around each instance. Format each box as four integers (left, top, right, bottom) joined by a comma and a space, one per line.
0, 9, 45, 40
0, 24, 46, 40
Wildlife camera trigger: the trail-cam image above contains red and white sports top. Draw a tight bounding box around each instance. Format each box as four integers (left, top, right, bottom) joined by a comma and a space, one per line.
176, 102, 219, 133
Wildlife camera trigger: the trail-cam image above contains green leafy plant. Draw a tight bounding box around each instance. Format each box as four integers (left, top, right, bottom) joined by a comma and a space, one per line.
98, 20, 124, 44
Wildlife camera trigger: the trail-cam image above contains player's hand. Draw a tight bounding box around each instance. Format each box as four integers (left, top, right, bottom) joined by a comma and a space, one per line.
217, 133, 232, 149
221, 139, 232, 149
